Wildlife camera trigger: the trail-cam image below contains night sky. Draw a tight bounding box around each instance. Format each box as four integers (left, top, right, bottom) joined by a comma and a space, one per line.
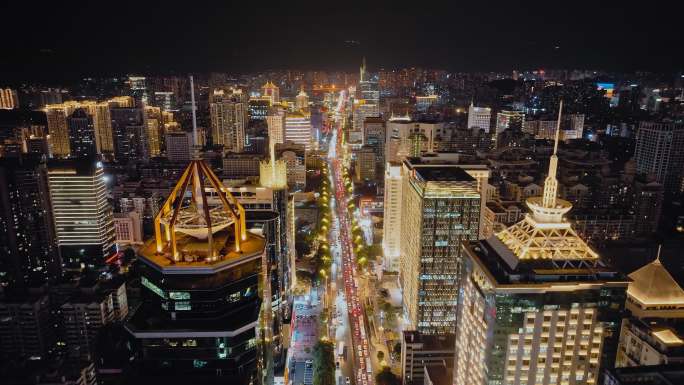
2, 1, 683, 82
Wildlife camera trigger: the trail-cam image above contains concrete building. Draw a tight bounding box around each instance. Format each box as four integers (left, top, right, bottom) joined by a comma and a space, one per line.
164, 131, 192, 162
223, 152, 263, 179
467, 102, 491, 133
61, 289, 115, 360
275, 142, 306, 191
634, 122, 684, 196
0, 293, 55, 359
401, 331, 455, 385
114, 211, 143, 245
355, 145, 376, 182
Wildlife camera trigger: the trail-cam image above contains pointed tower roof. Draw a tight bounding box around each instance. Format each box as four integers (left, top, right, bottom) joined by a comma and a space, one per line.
628, 246, 684, 306
494, 100, 599, 265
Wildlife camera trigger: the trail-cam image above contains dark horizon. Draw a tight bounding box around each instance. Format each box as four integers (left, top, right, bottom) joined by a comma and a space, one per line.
2, 1, 683, 84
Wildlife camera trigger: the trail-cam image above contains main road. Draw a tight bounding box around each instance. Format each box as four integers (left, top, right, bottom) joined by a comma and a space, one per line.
327, 90, 374, 385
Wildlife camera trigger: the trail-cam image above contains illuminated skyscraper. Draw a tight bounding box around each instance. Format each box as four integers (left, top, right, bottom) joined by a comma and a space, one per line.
47, 158, 116, 268
467, 102, 492, 133
284, 111, 312, 151
400, 162, 481, 334
144, 106, 164, 157
452, 104, 629, 385
353, 58, 380, 133
382, 162, 402, 272
125, 159, 266, 381
210, 88, 248, 152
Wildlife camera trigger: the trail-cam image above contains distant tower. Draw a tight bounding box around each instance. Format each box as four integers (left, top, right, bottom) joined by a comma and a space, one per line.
262, 81, 280, 105
295, 87, 309, 110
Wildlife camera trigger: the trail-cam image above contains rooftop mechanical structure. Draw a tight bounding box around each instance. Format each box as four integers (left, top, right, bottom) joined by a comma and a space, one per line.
153, 158, 248, 262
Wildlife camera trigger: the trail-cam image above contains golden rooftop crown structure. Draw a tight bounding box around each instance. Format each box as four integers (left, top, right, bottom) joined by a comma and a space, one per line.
153, 159, 247, 262
495, 101, 599, 265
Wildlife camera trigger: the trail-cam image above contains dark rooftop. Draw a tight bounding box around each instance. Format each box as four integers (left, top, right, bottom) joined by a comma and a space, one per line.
413, 165, 475, 182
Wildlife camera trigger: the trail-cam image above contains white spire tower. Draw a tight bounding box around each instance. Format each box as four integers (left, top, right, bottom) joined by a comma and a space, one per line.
494, 100, 599, 264
542, 100, 563, 208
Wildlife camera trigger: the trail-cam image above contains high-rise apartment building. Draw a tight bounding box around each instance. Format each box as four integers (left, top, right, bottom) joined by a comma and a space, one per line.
210, 88, 247, 152
46, 104, 73, 158
0, 293, 55, 359
0, 156, 58, 288
285, 111, 312, 151
47, 158, 116, 268
634, 121, 684, 196
61, 289, 115, 360
0, 88, 20, 109
267, 106, 286, 146
67, 108, 97, 158
400, 162, 481, 334
467, 102, 492, 133
144, 106, 164, 157
46, 101, 115, 157
164, 131, 192, 162
382, 162, 402, 272
452, 110, 629, 385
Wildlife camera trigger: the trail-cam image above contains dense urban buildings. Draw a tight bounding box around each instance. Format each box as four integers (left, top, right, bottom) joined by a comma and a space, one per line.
1, 7, 684, 384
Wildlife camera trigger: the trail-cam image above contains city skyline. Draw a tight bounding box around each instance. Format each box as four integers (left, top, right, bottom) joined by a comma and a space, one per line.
1, 6, 684, 384
2, 1, 684, 83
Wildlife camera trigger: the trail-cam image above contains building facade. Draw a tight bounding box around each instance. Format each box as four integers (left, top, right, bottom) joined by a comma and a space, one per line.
400, 163, 481, 334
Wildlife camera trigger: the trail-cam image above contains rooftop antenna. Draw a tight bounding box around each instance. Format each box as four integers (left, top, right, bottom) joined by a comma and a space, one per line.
542, 100, 563, 208
654, 244, 662, 264
190, 75, 200, 158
